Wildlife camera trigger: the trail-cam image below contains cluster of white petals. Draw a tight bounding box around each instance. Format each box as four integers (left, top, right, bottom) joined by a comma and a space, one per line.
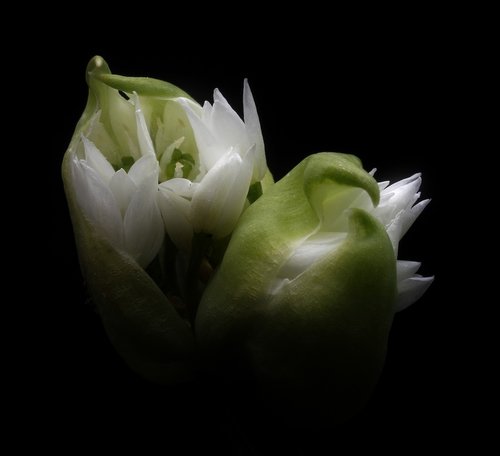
70, 94, 164, 268
70, 77, 432, 311
274, 171, 433, 311
159, 80, 266, 249
373, 173, 434, 310
70, 82, 265, 264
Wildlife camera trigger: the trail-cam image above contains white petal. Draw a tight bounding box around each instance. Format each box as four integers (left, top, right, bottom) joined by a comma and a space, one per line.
384, 210, 406, 254
108, 169, 136, 216
128, 154, 158, 187
384, 198, 431, 254
133, 93, 156, 158
191, 146, 254, 238
175, 97, 203, 116
81, 136, 115, 183
399, 198, 431, 239
396, 260, 422, 282
123, 181, 164, 267
395, 275, 434, 312
210, 99, 247, 151
201, 100, 213, 124
179, 99, 220, 170
378, 181, 390, 191
70, 153, 124, 247
385, 172, 421, 192
277, 232, 347, 281
159, 178, 197, 199
243, 79, 266, 181
213, 88, 233, 109
158, 188, 193, 252
375, 173, 422, 226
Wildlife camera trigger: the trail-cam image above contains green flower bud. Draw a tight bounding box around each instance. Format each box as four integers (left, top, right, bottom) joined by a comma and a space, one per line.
196, 153, 429, 423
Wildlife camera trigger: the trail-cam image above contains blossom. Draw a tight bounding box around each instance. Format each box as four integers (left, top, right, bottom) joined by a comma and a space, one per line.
63, 56, 271, 383
158, 81, 268, 249
196, 152, 433, 424
271, 167, 434, 310
372, 172, 434, 310
63, 57, 434, 419
62, 56, 199, 383
70, 98, 164, 268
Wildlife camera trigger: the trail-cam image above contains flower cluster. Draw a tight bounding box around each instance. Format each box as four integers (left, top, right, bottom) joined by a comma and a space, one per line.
69, 57, 268, 266
63, 56, 433, 424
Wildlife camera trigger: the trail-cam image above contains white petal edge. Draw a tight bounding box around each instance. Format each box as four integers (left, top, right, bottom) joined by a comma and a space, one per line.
123, 180, 164, 267
108, 169, 136, 217
395, 275, 434, 312
191, 146, 255, 238
70, 152, 124, 248
396, 260, 422, 282
159, 178, 198, 199
210, 99, 247, 152
243, 79, 266, 181
158, 188, 193, 252
178, 98, 221, 170
81, 136, 115, 183
128, 154, 159, 187
133, 93, 156, 158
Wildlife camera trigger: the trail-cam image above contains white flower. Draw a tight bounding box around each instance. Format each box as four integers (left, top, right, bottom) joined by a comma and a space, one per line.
158, 80, 267, 248
275, 168, 433, 311
70, 94, 164, 268
372, 172, 434, 311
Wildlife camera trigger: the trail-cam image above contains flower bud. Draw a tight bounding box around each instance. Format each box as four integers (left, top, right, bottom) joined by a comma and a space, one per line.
62, 56, 197, 382
196, 153, 432, 423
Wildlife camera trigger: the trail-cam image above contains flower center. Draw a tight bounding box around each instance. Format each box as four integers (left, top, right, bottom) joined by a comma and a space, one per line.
165, 149, 196, 180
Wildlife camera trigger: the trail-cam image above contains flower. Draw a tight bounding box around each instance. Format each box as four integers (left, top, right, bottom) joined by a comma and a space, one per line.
63, 57, 434, 420
62, 56, 271, 383
270, 167, 434, 311
62, 56, 200, 383
70, 101, 164, 268
158, 81, 269, 249
195, 152, 433, 424
372, 172, 434, 310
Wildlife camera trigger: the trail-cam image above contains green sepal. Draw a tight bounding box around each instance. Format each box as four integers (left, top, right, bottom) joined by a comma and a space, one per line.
87, 55, 192, 100
95, 73, 193, 100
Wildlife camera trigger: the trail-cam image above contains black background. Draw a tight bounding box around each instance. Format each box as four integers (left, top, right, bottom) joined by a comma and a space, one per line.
45, 20, 474, 453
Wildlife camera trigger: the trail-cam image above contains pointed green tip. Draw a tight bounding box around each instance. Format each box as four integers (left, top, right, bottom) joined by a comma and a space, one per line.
86, 55, 111, 85
348, 208, 381, 238
303, 152, 380, 210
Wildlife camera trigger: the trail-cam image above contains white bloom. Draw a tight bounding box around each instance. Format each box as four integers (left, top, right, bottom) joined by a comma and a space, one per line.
275, 170, 433, 311
70, 94, 164, 268
372, 172, 434, 311
159, 80, 266, 247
